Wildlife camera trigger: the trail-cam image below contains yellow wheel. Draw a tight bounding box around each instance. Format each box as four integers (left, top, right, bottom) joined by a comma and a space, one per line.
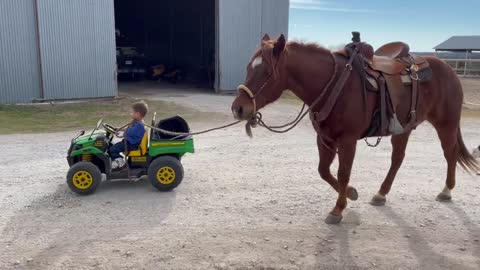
72, 171, 93, 190
148, 156, 184, 192
67, 162, 102, 195
156, 166, 176, 185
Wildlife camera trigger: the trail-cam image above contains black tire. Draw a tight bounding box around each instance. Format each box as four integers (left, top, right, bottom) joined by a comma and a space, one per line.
67, 162, 102, 195
148, 156, 184, 192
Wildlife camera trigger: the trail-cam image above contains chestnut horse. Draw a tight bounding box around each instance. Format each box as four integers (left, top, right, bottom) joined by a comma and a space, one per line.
231, 34, 479, 224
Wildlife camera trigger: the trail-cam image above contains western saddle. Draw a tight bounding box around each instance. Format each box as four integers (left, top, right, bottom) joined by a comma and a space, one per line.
338, 32, 432, 137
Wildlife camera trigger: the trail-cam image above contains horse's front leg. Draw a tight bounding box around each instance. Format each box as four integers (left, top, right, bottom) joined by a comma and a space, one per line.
317, 135, 358, 201
325, 137, 357, 224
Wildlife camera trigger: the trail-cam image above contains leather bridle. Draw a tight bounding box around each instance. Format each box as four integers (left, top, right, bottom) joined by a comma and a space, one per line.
235, 47, 360, 153
237, 47, 358, 125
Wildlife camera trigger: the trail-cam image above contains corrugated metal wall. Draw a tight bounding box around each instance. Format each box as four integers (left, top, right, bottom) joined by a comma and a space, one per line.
261, 0, 290, 38
0, 0, 42, 104
0, 0, 117, 104
1, 0, 288, 102
217, 0, 289, 91
37, 0, 117, 100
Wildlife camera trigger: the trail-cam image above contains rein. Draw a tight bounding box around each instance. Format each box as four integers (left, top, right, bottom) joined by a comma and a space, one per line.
238, 48, 359, 139
143, 121, 242, 140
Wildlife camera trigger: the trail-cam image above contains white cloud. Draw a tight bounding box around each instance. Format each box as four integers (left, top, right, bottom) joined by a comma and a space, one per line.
290, 0, 324, 4
290, 0, 375, 13
290, 0, 332, 8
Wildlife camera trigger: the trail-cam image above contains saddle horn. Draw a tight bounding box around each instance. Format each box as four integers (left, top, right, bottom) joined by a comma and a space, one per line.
352, 31, 361, 42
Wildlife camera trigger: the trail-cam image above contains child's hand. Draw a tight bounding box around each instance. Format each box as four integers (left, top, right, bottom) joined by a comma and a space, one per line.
116, 130, 125, 138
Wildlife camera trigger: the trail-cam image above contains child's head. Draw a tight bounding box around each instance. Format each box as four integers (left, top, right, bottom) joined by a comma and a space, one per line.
131, 101, 148, 121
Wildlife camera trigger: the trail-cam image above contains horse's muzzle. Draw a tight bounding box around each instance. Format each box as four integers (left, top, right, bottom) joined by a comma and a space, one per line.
232, 106, 244, 120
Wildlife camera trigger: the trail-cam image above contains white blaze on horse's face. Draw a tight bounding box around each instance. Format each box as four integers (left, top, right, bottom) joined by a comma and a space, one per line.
251, 56, 263, 69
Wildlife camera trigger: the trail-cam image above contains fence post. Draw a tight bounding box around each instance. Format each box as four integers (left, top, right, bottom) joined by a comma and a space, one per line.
464, 51, 469, 76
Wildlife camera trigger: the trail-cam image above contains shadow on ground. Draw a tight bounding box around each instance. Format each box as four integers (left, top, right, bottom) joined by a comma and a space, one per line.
1, 180, 177, 268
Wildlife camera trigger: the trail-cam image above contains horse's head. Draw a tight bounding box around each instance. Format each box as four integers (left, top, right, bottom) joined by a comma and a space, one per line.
231, 34, 288, 120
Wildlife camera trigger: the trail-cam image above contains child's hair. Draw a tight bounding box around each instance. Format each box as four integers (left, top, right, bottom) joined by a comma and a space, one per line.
132, 101, 148, 117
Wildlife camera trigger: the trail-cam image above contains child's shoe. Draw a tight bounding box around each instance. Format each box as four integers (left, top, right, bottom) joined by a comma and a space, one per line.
112, 158, 126, 170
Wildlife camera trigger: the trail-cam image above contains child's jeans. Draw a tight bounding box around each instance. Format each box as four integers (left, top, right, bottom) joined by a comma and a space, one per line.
109, 140, 139, 159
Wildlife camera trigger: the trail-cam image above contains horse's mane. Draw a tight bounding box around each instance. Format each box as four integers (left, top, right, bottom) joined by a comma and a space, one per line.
287, 41, 332, 55
253, 40, 333, 63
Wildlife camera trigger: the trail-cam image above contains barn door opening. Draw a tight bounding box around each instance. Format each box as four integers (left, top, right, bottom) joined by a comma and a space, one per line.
114, 0, 216, 93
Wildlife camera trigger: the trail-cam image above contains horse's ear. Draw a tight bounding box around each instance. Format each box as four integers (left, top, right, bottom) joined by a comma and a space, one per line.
262, 33, 270, 42
273, 34, 286, 58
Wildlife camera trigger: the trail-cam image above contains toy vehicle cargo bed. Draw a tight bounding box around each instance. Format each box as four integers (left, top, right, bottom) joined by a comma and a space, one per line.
152, 116, 192, 141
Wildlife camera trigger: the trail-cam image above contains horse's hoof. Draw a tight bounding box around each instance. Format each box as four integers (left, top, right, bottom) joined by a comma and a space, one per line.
436, 192, 452, 202
436, 187, 452, 202
324, 213, 343, 224
370, 193, 386, 206
347, 186, 358, 201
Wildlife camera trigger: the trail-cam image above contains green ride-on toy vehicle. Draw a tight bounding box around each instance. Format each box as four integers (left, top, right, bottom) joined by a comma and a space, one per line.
66, 114, 194, 195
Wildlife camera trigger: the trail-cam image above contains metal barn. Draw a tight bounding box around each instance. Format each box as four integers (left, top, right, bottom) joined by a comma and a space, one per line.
0, 0, 289, 104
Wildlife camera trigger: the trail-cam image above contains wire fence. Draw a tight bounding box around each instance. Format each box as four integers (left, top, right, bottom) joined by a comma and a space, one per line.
443, 59, 480, 76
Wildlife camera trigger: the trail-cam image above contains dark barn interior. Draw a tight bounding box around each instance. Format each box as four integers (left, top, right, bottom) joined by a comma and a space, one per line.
114, 0, 215, 88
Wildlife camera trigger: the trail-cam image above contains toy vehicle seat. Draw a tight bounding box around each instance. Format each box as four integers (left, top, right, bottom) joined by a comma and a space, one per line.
128, 127, 150, 157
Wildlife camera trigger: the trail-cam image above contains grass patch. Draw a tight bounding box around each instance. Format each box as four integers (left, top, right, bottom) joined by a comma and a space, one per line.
0, 98, 225, 134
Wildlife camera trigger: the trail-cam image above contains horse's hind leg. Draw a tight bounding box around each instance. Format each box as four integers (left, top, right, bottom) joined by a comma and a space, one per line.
370, 132, 411, 206
433, 123, 459, 201
317, 135, 358, 201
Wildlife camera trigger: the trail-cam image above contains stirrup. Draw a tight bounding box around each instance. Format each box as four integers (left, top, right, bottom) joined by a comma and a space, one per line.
388, 113, 404, 135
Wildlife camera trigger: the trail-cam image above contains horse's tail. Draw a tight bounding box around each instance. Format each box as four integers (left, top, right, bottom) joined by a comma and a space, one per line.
457, 128, 480, 173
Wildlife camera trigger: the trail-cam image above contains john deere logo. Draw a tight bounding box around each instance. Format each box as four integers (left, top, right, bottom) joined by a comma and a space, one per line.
131, 157, 147, 162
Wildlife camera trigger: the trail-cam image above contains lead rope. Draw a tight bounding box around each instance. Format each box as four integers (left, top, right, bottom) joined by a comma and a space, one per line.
143, 120, 242, 139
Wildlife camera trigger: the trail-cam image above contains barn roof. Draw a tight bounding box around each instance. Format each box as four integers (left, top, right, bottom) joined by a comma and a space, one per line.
434, 36, 480, 51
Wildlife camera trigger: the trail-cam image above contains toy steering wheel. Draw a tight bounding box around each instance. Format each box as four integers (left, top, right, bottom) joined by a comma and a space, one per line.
103, 123, 118, 135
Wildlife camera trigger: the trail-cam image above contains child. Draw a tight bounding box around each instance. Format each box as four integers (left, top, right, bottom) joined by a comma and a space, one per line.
109, 101, 148, 169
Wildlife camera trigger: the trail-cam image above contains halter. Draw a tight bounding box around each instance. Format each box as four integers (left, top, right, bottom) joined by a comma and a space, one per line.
236, 73, 274, 116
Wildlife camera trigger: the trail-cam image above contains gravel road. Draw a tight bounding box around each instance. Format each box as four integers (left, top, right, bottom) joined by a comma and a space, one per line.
1, 90, 480, 270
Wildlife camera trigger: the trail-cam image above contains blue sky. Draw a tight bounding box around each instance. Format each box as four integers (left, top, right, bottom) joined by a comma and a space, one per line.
289, 0, 479, 51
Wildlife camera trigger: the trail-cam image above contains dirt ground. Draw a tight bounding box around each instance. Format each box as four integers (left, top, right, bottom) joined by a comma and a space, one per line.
1, 80, 480, 270
462, 77, 480, 106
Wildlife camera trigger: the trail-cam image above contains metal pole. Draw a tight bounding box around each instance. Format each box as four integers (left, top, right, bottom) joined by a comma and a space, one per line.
143, 0, 148, 54
214, 0, 220, 92
464, 50, 469, 76
169, 2, 174, 66
34, 0, 45, 100
200, 4, 204, 70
